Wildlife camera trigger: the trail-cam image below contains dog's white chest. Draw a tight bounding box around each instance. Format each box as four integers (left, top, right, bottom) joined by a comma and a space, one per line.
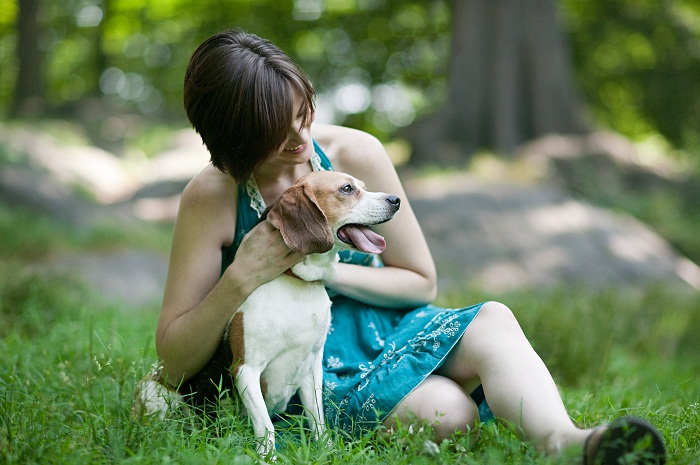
236, 274, 331, 413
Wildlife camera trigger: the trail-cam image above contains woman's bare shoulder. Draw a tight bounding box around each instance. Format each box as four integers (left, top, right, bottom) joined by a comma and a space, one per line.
312, 122, 372, 139
312, 123, 389, 175
181, 165, 236, 207
176, 164, 238, 246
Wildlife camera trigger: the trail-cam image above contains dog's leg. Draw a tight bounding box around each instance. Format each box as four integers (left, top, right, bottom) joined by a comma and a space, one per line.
297, 352, 326, 441
234, 365, 275, 457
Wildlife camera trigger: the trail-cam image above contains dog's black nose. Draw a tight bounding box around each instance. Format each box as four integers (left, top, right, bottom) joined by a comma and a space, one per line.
387, 196, 401, 207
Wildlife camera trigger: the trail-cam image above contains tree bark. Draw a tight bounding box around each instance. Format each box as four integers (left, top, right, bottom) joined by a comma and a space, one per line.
91, 0, 110, 98
405, 0, 589, 166
10, 0, 46, 117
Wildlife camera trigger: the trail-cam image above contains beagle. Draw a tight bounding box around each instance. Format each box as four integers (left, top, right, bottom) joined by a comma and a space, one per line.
228, 170, 400, 455
135, 171, 400, 456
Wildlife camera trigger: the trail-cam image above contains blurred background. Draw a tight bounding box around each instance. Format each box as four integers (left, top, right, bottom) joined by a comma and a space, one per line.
1, 0, 700, 295
3, 5, 700, 463
2, 0, 700, 153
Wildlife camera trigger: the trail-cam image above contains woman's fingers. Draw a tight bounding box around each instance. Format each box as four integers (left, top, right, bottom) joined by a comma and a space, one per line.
234, 220, 304, 282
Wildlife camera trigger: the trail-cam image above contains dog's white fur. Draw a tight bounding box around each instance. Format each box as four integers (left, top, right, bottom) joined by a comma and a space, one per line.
230, 171, 399, 455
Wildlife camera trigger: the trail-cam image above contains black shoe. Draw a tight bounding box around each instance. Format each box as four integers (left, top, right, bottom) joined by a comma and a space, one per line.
583, 416, 666, 465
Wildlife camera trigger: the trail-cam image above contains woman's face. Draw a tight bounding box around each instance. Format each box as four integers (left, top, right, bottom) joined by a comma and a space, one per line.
266, 92, 315, 167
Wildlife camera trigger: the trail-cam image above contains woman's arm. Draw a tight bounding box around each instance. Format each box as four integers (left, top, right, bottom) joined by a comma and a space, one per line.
155, 166, 302, 386
313, 124, 438, 308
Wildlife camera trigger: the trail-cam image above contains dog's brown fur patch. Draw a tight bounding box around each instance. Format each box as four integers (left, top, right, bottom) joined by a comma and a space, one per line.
228, 312, 245, 377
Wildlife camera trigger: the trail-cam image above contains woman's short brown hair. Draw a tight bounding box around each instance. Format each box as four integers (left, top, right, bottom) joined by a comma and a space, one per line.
184, 29, 315, 183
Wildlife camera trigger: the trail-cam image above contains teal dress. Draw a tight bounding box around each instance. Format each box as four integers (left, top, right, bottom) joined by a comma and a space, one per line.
221, 141, 492, 433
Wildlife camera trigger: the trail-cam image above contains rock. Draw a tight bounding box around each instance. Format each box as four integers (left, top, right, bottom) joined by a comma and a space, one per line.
404, 172, 700, 293
0, 123, 139, 203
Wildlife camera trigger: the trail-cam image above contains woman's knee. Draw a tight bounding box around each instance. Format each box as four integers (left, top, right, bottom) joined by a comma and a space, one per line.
475, 301, 522, 333
384, 375, 480, 440
479, 300, 515, 319
436, 301, 521, 386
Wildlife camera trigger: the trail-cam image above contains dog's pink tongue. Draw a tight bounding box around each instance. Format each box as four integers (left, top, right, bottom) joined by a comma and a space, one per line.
338, 225, 386, 254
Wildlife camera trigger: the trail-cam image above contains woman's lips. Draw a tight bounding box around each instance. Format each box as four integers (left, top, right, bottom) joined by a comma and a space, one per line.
284, 142, 307, 154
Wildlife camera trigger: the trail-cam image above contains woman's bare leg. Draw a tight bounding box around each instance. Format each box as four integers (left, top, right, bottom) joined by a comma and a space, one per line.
382, 374, 481, 441
437, 301, 591, 454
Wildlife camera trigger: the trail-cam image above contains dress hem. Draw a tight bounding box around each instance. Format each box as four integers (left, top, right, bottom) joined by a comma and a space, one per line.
375, 303, 485, 425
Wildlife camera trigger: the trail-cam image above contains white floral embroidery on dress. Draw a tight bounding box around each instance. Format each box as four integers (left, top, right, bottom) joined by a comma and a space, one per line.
310, 149, 329, 172
381, 341, 407, 370
428, 314, 460, 350
355, 341, 408, 392
367, 322, 385, 348
382, 341, 397, 361
357, 361, 378, 391
442, 321, 460, 337
403, 312, 462, 353
246, 176, 266, 218
360, 393, 377, 412
358, 362, 376, 379
326, 356, 343, 369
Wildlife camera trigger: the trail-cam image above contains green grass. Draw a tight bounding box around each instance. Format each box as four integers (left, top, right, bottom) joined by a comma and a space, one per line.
0, 203, 172, 260
1, 264, 699, 464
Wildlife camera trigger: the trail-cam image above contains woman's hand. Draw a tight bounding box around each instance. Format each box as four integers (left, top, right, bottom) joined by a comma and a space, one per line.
227, 220, 304, 291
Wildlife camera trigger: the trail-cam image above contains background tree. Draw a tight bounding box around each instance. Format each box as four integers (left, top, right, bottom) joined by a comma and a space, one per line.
403, 0, 589, 166
9, 0, 46, 117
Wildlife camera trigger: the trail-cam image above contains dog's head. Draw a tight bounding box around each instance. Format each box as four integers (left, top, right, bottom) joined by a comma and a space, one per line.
266, 171, 401, 255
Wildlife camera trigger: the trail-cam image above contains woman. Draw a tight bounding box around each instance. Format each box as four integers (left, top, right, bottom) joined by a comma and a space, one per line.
153, 29, 665, 464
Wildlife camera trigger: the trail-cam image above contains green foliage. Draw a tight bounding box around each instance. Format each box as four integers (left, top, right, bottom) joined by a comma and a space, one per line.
561, 0, 700, 152
0, 0, 451, 141
2, 0, 700, 153
0, 269, 84, 338
0, 202, 171, 258
0, 204, 71, 259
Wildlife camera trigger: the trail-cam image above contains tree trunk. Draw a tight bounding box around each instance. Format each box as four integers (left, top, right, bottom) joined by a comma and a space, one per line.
405, 0, 589, 166
10, 0, 46, 117
92, 0, 110, 98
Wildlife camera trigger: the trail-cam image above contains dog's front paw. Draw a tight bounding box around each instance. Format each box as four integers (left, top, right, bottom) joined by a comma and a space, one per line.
291, 256, 338, 282
255, 433, 276, 461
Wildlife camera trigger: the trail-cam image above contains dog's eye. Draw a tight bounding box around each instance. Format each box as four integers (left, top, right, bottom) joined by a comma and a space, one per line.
340, 184, 354, 194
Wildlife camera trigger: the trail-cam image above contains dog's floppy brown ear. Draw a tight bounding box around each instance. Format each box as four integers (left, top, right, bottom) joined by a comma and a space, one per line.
266, 184, 334, 255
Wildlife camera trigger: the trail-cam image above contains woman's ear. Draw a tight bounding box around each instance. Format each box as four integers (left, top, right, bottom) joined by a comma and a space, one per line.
266, 184, 334, 255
